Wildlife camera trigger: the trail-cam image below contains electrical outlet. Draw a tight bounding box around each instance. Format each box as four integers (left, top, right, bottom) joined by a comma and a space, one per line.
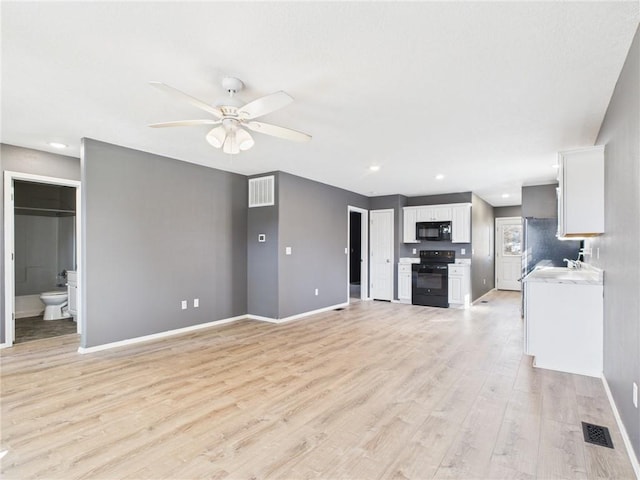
412, 248, 417, 254
633, 382, 638, 409
286, 246, 292, 255
315, 288, 319, 296
181, 300, 187, 310
461, 248, 466, 255
193, 298, 199, 308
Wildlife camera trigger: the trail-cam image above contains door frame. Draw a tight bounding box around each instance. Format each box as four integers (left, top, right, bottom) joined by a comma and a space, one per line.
347, 206, 369, 302
495, 216, 522, 291
3, 171, 82, 347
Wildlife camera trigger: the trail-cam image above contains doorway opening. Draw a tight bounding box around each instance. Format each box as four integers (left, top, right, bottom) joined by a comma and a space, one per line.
3, 172, 82, 347
347, 206, 368, 302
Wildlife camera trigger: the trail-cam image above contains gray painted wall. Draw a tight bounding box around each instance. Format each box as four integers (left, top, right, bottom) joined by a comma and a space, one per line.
521, 184, 557, 218
494, 206, 522, 218
247, 172, 279, 319
0, 144, 80, 344
276, 172, 369, 318
406, 192, 472, 206
586, 27, 639, 461
81, 139, 247, 348
471, 193, 495, 300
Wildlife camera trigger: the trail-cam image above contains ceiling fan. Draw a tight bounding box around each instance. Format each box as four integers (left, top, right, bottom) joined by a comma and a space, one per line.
149, 77, 311, 154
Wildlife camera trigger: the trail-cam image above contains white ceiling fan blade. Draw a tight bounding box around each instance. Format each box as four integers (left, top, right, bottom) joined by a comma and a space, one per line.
238, 91, 293, 119
149, 119, 221, 128
245, 121, 311, 142
206, 126, 227, 148
222, 132, 240, 154
149, 81, 223, 118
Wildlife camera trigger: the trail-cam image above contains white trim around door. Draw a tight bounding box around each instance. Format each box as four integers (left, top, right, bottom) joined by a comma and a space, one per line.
3, 171, 82, 347
495, 216, 523, 291
347, 206, 369, 302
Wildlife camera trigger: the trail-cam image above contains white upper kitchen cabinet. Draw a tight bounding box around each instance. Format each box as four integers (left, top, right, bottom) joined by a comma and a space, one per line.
402, 207, 419, 243
451, 204, 471, 243
403, 203, 471, 244
557, 145, 604, 238
417, 205, 452, 222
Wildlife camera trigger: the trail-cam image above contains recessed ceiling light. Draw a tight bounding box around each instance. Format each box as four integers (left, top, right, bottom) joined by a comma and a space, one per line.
501, 193, 510, 198
435, 174, 445, 180
369, 165, 380, 172
48, 142, 67, 149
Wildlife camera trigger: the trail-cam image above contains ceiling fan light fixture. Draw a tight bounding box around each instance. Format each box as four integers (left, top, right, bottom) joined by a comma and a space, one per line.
236, 128, 255, 151
206, 126, 226, 148
150, 77, 311, 155
223, 131, 240, 155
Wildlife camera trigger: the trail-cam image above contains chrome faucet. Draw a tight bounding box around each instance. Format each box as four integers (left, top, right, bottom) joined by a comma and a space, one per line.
563, 258, 583, 269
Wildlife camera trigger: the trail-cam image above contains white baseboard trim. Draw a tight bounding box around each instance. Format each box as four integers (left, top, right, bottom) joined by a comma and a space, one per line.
247, 302, 349, 324
0, 342, 10, 350
77, 315, 246, 354
602, 375, 640, 479
15, 309, 44, 319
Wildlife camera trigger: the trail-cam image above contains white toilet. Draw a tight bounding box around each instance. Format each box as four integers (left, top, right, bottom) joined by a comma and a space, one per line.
40, 291, 71, 320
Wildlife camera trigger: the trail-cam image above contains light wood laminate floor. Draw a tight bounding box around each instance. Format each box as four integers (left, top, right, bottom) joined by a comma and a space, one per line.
1, 291, 635, 479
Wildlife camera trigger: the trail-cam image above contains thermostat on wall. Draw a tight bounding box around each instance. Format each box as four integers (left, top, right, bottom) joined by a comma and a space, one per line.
258, 234, 266, 242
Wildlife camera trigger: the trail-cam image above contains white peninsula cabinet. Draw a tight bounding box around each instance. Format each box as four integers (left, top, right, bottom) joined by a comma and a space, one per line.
557, 145, 604, 238
523, 267, 603, 377
403, 203, 471, 243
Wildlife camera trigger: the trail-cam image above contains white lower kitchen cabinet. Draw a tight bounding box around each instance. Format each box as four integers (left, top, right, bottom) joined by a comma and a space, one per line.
398, 263, 412, 304
448, 263, 470, 307
524, 270, 603, 377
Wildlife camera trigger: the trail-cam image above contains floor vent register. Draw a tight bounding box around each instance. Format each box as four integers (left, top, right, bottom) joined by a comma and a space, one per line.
581, 422, 614, 449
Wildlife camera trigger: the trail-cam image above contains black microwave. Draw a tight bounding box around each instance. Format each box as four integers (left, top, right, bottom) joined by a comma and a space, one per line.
416, 221, 452, 241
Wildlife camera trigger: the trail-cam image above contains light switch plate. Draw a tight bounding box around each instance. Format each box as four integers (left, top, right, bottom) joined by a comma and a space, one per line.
258, 234, 266, 242
193, 298, 199, 308
461, 248, 466, 255
286, 246, 292, 255
181, 300, 187, 310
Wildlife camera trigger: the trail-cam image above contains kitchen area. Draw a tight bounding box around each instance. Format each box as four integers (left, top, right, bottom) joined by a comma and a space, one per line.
395, 145, 606, 381
522, 145, 605, 378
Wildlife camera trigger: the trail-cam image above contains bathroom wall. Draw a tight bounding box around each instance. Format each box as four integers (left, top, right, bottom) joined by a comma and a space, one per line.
14, 215, 62, 296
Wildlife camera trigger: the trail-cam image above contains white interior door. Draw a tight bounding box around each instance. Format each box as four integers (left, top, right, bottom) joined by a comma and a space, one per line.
370, 209, 394, 301
495, 217, 522, 291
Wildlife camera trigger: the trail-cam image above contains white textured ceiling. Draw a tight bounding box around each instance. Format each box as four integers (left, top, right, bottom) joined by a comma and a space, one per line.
2, 2, 638, 206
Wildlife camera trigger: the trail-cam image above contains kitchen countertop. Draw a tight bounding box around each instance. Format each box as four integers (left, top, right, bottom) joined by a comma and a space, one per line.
523, 265, 603, 285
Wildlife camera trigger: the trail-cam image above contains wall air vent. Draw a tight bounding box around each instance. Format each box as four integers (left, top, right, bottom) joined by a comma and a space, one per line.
248, 175, 275, 208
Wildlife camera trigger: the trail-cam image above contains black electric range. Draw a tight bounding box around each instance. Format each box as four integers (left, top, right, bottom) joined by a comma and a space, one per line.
411, 250, 455, 308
